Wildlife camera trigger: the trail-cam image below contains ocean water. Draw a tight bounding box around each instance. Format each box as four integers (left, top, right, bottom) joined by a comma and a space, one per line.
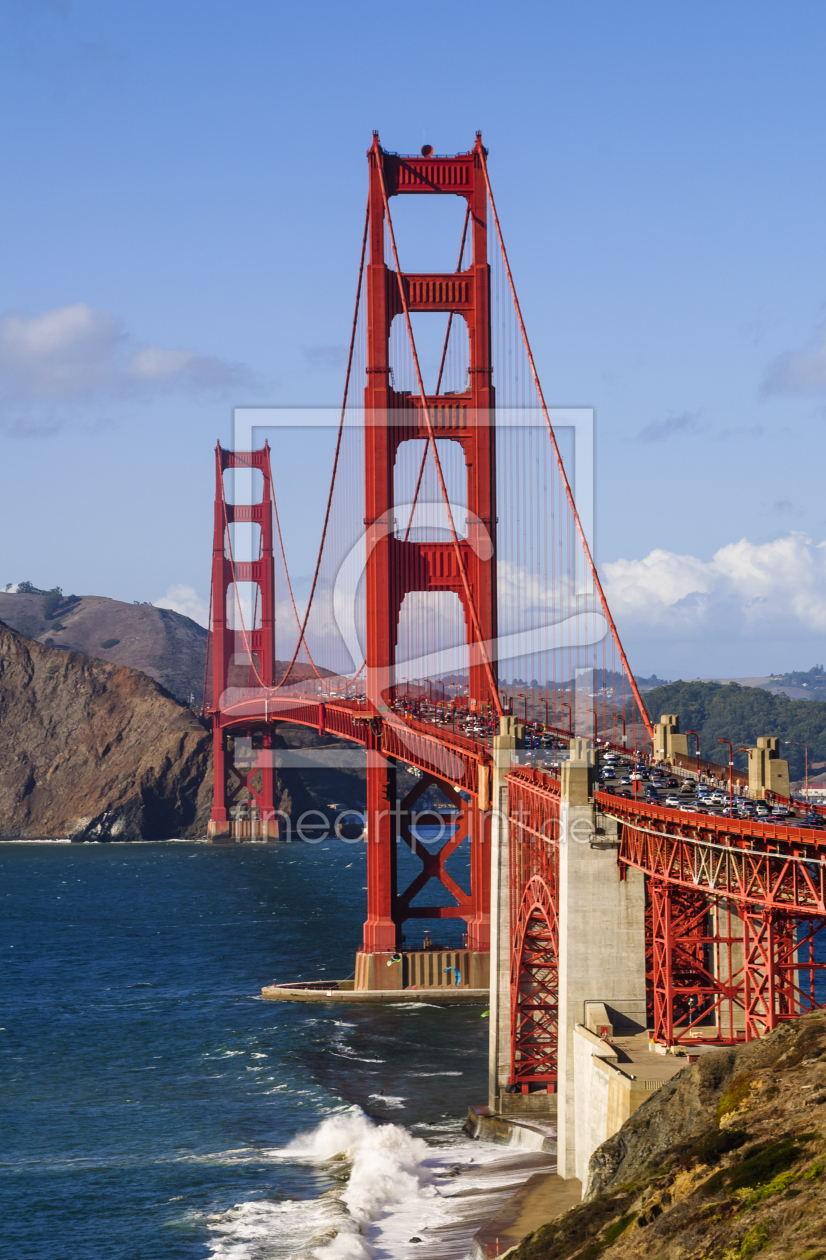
1, 841, 551, 1260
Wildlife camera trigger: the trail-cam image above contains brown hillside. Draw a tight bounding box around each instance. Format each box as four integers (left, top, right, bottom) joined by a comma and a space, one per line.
0, 622, 370, 839
511, 1013, 826, 1260
0, 590, 337, 705
0, 590, 206, 705
0, 622, 212, 839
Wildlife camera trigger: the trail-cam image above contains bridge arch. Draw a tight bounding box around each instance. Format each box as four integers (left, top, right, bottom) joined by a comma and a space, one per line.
509, 868, 560, 1092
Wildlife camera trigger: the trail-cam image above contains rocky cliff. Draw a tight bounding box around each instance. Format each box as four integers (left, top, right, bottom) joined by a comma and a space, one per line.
0, 590, 207, 705
511, 1013, 826, 1260
0, 623, 212, 839
0, 623, 372, 840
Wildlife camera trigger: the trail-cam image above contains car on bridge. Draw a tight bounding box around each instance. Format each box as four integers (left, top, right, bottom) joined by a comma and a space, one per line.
665, 794, 681, 807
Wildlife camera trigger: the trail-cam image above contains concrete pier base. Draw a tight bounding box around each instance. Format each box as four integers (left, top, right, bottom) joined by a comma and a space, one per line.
262, 980, 486, 1004
207, 818, 279, 843
354, 948, 489, 992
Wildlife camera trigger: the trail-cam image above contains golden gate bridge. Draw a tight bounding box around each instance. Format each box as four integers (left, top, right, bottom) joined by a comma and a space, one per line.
203, 133, 826, 1110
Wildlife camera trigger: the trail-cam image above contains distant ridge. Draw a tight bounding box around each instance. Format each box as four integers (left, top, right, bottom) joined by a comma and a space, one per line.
0, 591, 207, 705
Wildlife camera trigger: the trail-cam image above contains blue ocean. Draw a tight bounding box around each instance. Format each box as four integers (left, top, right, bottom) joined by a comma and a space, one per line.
1, 840, 548, 1260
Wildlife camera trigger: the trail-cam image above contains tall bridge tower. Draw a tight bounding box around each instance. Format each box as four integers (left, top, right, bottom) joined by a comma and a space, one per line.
360, 134, 497, 967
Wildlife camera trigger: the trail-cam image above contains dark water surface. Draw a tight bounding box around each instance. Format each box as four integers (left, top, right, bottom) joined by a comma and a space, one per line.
0, 841, 504, 1260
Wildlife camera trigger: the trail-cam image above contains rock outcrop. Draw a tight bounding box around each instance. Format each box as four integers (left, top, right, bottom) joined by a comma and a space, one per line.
0, 623, 212, 839
510, 1012, 826, 1259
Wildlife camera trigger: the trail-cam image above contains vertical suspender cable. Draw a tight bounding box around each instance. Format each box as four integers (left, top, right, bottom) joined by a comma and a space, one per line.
479, 151, 654, 742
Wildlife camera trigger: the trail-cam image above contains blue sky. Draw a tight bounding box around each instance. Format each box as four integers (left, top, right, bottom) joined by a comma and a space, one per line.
2, 1, 826, 678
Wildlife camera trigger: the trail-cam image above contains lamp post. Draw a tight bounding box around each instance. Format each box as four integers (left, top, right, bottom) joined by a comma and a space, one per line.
686, 729, 700, 776
516, 692, 527, 723
612, 712, 626, 747
560, 701, 572, 735
784, 739, 809, 804
738, 748, 750, 803
587, 707, 598, 743
718, 738, 734, 817
542, 695, 550, 729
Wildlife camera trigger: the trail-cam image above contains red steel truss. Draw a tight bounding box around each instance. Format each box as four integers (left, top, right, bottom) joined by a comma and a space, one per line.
507, 769, 561, 1090
600, 791, 826, 1046
501, 776, 826, 1084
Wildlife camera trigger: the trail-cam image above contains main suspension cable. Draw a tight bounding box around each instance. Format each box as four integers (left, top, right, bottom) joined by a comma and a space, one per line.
277, 198, 371, 687
479, 149, 653, 741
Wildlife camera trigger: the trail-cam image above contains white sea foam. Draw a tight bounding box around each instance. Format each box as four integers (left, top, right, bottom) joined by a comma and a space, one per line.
366, 1094, 406, 1110
204, 1196, 348, 1259
204, 1107, 555, 1260
408, 1071, 462, 1077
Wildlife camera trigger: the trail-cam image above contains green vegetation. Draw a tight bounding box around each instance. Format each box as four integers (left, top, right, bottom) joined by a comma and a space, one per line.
702, 1134, 817, 1197
742, 1168, 797, 1206
601, 1212, 637, 1243
771, 665, 826, 701
644, 679, 826, 780
42, 587, 63, 619
738, 1221, 770, 1257
100, 639, 120, 650
716, 1074, 753, 1125
6, 583, 80, 620
687, 1128, 750, 1164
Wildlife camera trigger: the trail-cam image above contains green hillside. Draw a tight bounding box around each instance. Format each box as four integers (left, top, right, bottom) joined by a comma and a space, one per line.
643, 679, 826, 781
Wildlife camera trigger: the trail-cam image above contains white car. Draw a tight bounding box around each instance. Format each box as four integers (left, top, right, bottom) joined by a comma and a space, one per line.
680, 803, 698, 813
630, 772, 644, 781
665, 794, 681, 807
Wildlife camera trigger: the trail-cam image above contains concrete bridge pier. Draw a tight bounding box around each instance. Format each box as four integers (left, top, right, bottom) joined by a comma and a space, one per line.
488, 717, 524, 1110
487, 731, 649, 1182
555, 743, 647, 1179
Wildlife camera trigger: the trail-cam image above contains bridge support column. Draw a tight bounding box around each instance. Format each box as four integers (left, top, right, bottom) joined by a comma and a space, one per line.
556, 740, 647, 1181
488, 718, 523, 1110
363, 754, 398, 952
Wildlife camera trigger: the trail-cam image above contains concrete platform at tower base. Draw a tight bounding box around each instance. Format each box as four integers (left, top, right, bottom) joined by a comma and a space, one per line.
261, 980, 488, 1004
471, 1171, 582, 1260
465, 1105, 557, 1153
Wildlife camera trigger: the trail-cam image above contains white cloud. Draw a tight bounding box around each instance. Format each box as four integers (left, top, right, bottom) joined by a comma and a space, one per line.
604, 532, 826, 635
764, 326, 826, 394
0, 303, 249, 418
154, 584, 210, 627
0, 304, 123, 399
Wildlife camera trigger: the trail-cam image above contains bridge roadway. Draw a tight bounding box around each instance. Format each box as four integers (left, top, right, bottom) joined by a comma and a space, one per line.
217, 684, 628, 795
220, 683, 826, 900
216, 690, 820, 856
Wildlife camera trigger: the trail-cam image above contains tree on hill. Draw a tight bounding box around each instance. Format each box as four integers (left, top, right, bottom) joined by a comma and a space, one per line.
643, 680, 826, 782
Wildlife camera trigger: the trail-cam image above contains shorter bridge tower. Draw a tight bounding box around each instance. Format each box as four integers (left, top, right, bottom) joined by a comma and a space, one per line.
207, 443, 279, 842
